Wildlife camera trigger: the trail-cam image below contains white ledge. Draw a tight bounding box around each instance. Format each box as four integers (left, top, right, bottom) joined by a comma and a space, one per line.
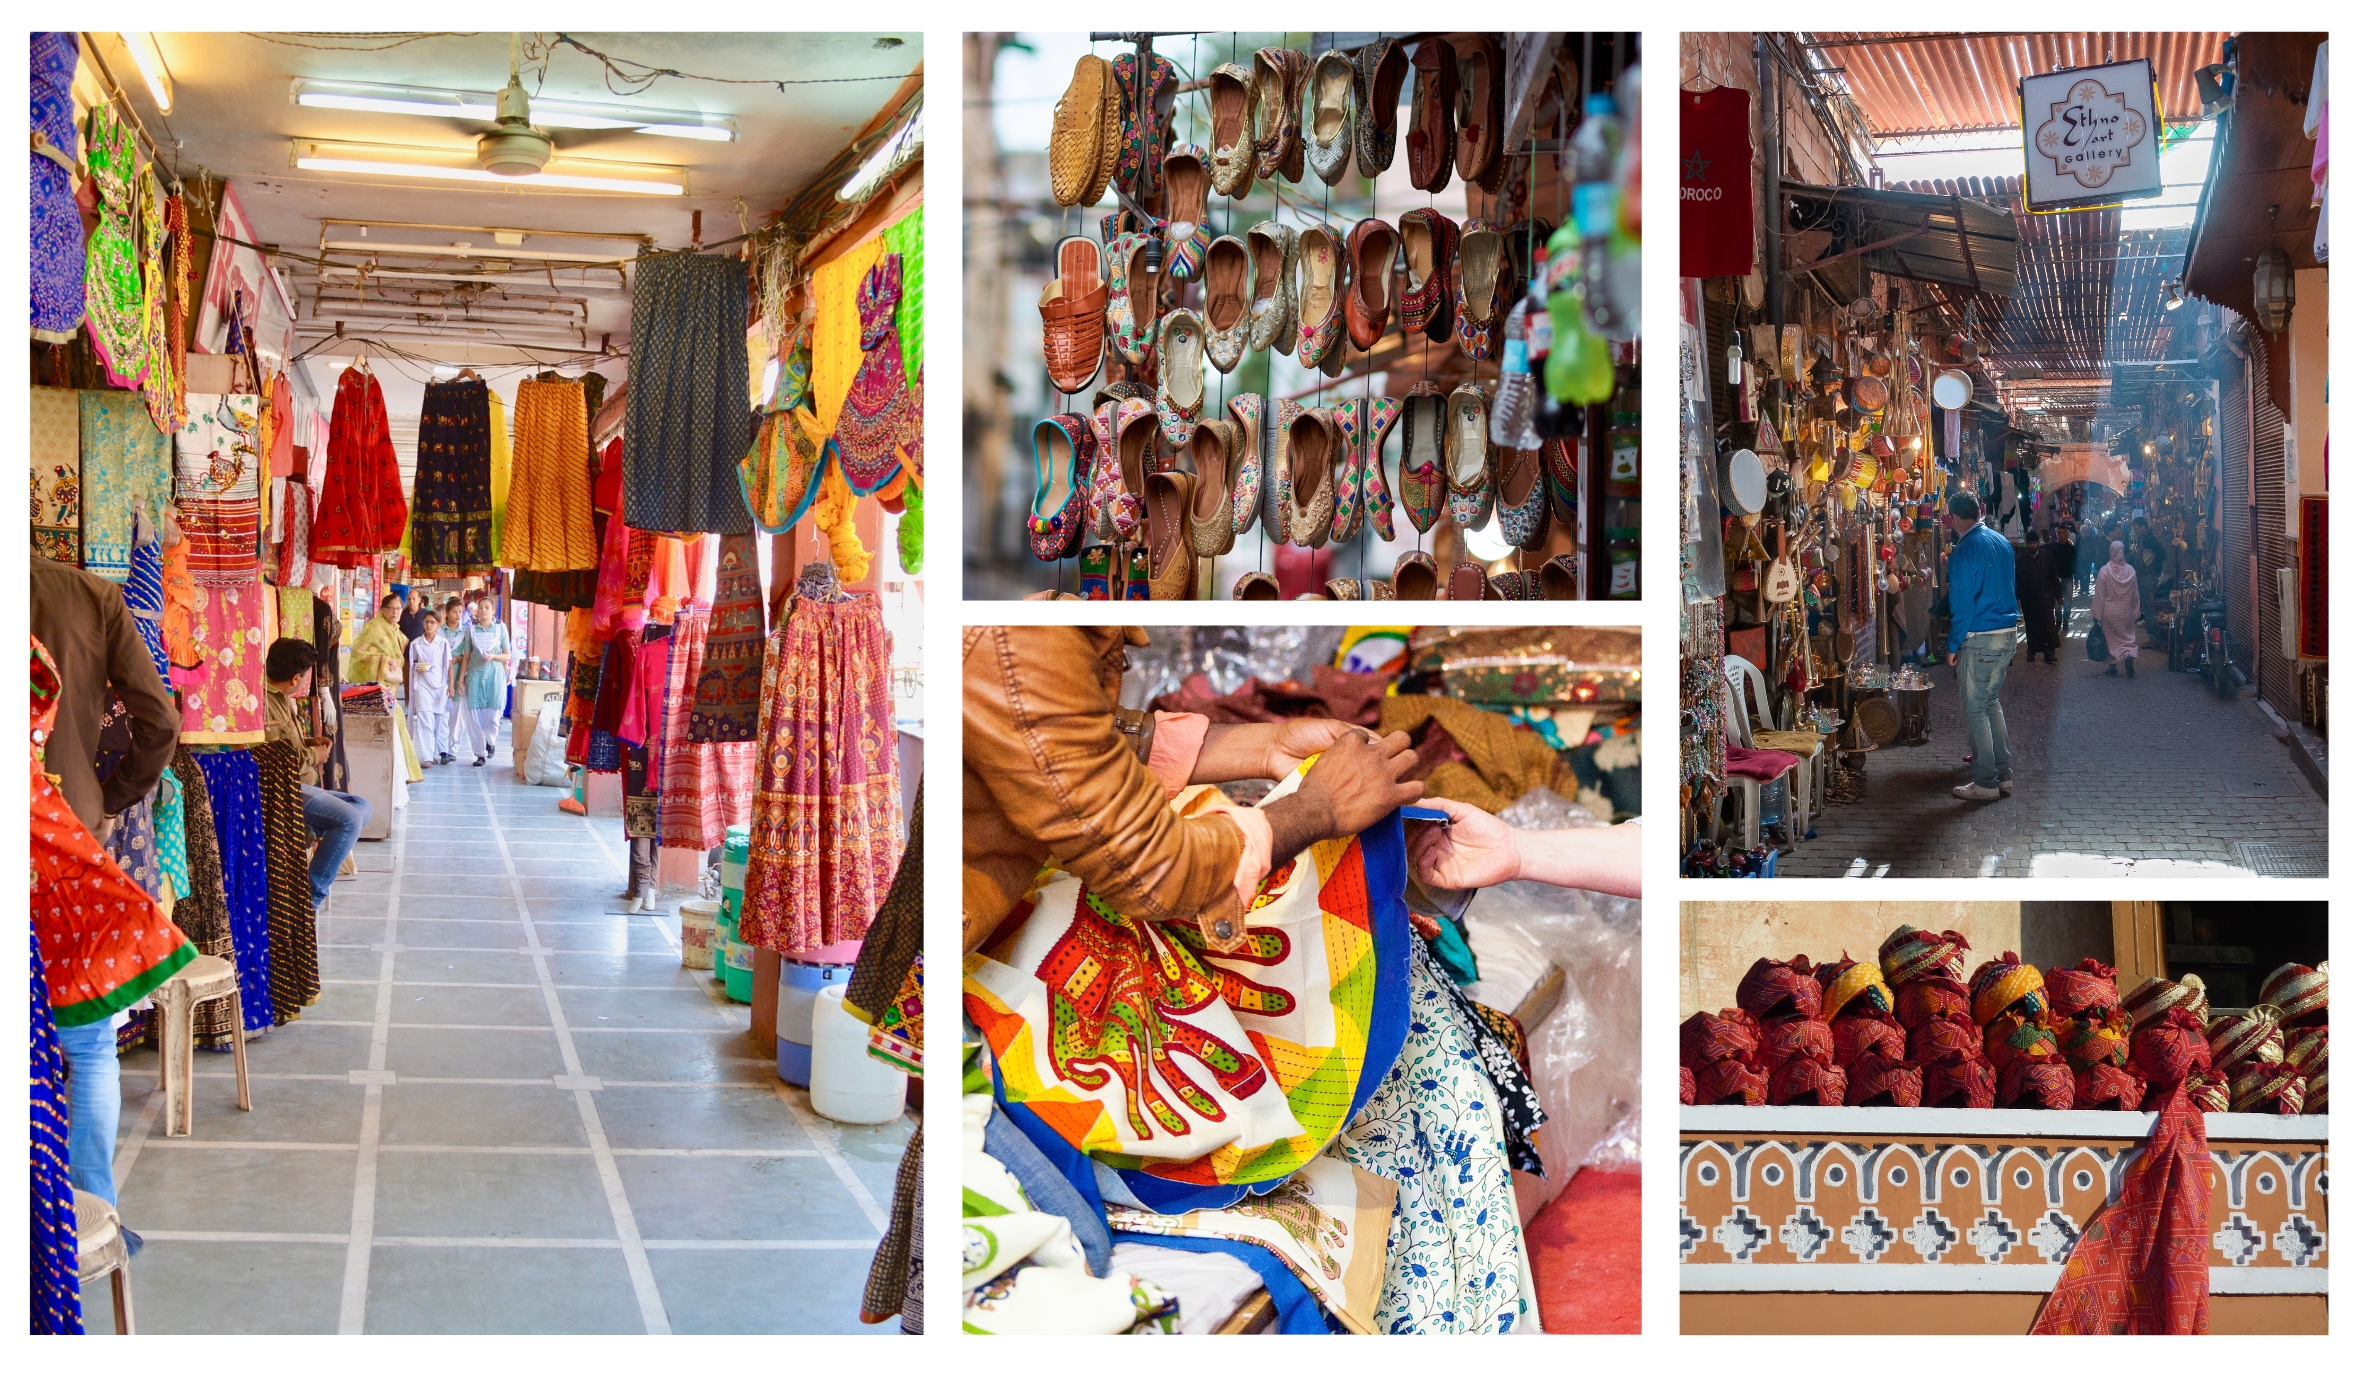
1680, 1105, 2330, 1142
1681, 1264, 2328, 1293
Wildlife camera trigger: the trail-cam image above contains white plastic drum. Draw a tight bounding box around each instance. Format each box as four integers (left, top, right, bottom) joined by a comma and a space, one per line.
809, 986, 905, 1125
1721, 447, 1767, 515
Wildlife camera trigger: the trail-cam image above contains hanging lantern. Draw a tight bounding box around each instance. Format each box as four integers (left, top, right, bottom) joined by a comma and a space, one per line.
2252, 248, 2295, 332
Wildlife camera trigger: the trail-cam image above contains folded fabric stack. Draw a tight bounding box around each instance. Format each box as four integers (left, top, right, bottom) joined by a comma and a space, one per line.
1884, 925, 1995, 1109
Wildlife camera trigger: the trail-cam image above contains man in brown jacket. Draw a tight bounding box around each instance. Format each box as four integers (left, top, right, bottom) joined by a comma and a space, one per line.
30, 556, 181, 835
964, 625, 1422, 953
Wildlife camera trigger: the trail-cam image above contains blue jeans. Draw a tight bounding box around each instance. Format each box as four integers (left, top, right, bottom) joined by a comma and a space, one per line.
55, 1016, 122, 1205
1958, 627, 2018, 789
302, 785, 372, 906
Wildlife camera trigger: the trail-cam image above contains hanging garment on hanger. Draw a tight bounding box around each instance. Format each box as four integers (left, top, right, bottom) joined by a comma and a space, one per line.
166, 749, 238, 1046
687, 532, 766, 742
624, 251, 754, 534
78, 389, 175, 583
137, 172, 180, 433
29, 386, 79, 564
833, 253, 919, 495
411, 376, 496, 576
311, 365, 408, 565
124, 508, 169, 678
739, 405, 830, 533
737, 591, 902, 954
619, 622, 674, 839
192, 749, 275, 1032
252, 740, 320, 1022
29, 32, 84, 347
487, 386, 513, 559
504, 378, 598, 570
79, 104, 150, 389
656, 606, 754, 851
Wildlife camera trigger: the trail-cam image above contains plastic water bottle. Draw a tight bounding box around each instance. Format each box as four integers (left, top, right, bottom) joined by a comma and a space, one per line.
1491, 296, 1541, 449
1572, 93, 1623, 334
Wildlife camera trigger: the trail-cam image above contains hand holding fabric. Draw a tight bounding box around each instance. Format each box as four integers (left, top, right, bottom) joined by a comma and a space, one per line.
1405, 796, 1522, 888
1268, 729, 1421, 861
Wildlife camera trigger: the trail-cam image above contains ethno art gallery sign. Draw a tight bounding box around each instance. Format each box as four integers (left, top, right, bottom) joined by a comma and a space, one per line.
2019, 57, 2164, 212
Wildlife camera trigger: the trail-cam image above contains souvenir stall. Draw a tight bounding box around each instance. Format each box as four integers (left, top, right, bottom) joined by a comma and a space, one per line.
975, 32, 1639, 601
31, 30, 922, 1337
963, 626, 1640, 1334
1678, 901, 2327, 1334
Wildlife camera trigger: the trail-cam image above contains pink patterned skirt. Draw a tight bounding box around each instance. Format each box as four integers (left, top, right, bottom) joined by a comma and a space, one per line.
657, 606, 755, 851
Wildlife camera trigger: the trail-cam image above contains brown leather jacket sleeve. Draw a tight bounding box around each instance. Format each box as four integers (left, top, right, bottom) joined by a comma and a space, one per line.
99, 580, 181, 818
964, 626, 1243, 947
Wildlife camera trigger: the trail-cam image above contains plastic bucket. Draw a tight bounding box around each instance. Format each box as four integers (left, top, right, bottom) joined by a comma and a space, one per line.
776, 1038, 813, 1087
721, 826, 750, 895
720, 937, 754, 1003
809, 985, 904, 1125
678, 899, 720, 971
713, 909, 739, 980
776, 959, 855, 1046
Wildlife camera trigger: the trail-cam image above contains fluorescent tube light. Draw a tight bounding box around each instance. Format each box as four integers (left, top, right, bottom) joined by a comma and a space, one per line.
292, 142, 685, 196
120, 33, 173, 113
839, 103, 923, 201
291, 79, 735, 142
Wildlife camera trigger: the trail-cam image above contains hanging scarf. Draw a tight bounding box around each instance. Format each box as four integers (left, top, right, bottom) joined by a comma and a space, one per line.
2030, 1083, 2210, 1334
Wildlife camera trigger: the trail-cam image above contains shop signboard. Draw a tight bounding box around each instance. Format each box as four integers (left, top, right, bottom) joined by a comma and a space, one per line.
2019, 58, 2164, 212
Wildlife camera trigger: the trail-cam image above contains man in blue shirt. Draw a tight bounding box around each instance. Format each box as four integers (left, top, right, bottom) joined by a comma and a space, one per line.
1944, 491, 2021, 801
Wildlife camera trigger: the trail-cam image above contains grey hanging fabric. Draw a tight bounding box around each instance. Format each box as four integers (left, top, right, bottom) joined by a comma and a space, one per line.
623, 251, 754, 534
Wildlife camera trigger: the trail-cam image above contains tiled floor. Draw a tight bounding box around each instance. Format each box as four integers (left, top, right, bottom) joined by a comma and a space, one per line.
1768, 601, 2328, 878
93, 727, 909, 1334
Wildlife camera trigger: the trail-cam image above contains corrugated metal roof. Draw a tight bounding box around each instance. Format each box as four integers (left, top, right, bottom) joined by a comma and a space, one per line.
1805, 32, 2228, 138
1891, 174, 2191, 418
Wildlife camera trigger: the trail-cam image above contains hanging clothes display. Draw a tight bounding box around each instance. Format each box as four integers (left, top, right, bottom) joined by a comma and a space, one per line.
411, 375, 495, 577
880, 210, 924, 386
275, 474, 312, 586
32, 925, 81, 1335
30, 31, 84, 347
832, 253, 920, 495
175, 578, 267, 746
310, 364, 408, 566
311, 595, 349, 792
504, 378, 598, 570
656, 606, 756, 852
737, 591, 903, 954
253, 740, 320, 1023
77, 388, 174, 583
193, 749, 275, 1033
32, 637, 195, 1025
152, 766, 190, 907
31, 386, 80, 563
739, 405, 830, 533
624, 251, 754, 534
810, 237, 883, 434
167, 749, 239, 1046
137, 173, 179, 433
620, 624, 673, 841
487, 385, 512, 560
124, 508, 170, 678
79, 103, 150, 390
687, 532, 767, 742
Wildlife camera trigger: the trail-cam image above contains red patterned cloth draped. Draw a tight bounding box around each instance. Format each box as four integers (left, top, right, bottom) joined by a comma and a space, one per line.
656, 606, 756, 851
687, 532, 766, 743
2030, 1083, 2210, 1334
737, 592, 903, 954
310, 366, 408, 566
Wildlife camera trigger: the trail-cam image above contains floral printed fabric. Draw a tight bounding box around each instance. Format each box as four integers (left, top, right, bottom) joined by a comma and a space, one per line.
174, 392, 263, 499
176, 578, 268, 744
1429, 960, 1548, 1176
81, 104, 150, 389
833, 253, 917, 495
1336, 933, 1534, 1334
30, 385, 80, 563
30, 32, 84, 346
79, 389, 175, 583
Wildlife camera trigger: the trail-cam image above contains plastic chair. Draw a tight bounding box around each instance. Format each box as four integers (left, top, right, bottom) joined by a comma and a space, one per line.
154, 953, 251, 1137
75, 1189, 134, 1334
1725, 655, 1819, 845
1712, 672, 1796, 852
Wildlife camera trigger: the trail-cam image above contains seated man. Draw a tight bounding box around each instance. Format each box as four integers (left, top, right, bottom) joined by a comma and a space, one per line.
263, 638, 373, 908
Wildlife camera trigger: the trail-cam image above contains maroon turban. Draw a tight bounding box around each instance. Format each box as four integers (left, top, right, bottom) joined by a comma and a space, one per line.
1737, 957, 1823, 1021
1694, 1058, 1769, 1106
1768, 1056, 1847, 1106
2229, 1062, 2308, 1115
2129, 1006, 2212, 1089
1679, 1009, 1760, 1071
1922, 1055, 1995, 1109
2183, 1070, 2233, 1114
1831, 1010, 1906, 1068
1755, 1015, 1833, 1075
1845, 1050, 1923, 1107
2044, 959, 2123, 1018
1908, 1013, 1982, 1067
1894, 976, 1970, 1031
1997, 1055, 2076, 1109
1679, 1065, 1696, 1105
2055, 1009, 2134, 1069
2072, 1061, 2147, 1111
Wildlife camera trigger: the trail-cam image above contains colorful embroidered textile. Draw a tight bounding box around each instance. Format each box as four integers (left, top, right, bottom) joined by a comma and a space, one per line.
1879, 924, 1970, 985
30, 32, 84, 346
505, 379, 599, 569
78, 389, 175, 583
178, 492, 263, 588
81, 104, 150, 388
32, 923, 82, 1334
487, 387, 512, 558
881, 210, 925, 387
2074, 1061, 2146, 1110
254, 740, 319, 1023
163, 192, 192, 425
834, 253, 917, 494
311, 367, 408, 565
1106, 1155, 1395, 1333
124, 509, 170, 677
153, 766, 189, 903
411, 377, 495, 576
687, 533, 766, 742
2031, 1083, 2210, 1333
1428, 942, 1546, 1176
1337, 934, 1534, 1333
563, 636, 606, 767
811, 237, 884, 435
625, 251, 754, 534
194, 749, 275, 1033
739, 405, 830, 533
846, 783, 923, 1074
32, 637, 194, 1025
177, 578, 268, 744
1894, 974, 1970, 1029
138, 172, 180, 433
969, 771, 1410, 1212
31, 385, 80, 562
656, 608, 756, 851
2045, 958, 2124, 1017
1923, 1054, 1996, 1108
739, 593, 903, 954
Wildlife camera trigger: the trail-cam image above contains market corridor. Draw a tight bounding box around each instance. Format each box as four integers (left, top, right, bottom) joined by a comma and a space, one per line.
90, 728, 908, 1334
1777, 605, 2327, 878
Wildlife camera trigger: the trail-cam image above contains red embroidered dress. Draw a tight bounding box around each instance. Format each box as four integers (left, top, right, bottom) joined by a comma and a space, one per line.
31, 636, 194, 1024
310, 366, 408, 566
831, 254, 918, 496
